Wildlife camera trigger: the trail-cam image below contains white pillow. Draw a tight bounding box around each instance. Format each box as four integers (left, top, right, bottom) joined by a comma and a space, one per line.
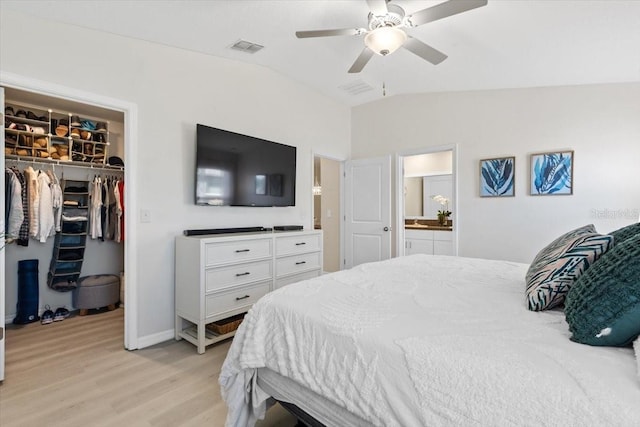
635, 338, 640, 380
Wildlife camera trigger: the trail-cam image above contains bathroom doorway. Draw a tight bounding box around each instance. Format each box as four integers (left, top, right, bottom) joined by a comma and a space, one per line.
396, 146, 457, 257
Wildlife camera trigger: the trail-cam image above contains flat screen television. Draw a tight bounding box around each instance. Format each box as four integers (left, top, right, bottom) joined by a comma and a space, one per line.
195, 124, 296, 206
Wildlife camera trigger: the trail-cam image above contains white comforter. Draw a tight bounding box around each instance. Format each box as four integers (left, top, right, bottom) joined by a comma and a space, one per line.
220, 255, 640, 427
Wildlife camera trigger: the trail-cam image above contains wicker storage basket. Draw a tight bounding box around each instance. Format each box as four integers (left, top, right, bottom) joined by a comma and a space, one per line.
206, 313, 245, 335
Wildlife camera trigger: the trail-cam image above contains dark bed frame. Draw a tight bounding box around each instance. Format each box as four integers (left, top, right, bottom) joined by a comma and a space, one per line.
278, 400, 326, 427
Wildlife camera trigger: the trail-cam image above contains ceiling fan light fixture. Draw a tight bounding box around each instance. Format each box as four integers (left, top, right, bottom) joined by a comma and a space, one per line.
364, 26, 407, 56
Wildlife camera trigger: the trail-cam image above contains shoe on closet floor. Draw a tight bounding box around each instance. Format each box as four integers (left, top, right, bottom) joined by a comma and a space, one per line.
41, 305, 54, 325
54, 307, 70, 322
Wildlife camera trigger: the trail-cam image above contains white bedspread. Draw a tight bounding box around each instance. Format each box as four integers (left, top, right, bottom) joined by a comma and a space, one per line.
220, 255, 640, 427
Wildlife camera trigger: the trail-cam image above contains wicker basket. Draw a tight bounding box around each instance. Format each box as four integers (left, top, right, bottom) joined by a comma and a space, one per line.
206, 313, 245, 335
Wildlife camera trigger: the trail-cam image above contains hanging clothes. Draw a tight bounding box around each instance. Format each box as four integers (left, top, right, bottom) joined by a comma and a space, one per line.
10, 166, 30, 246
90, 175, 103, 239
4, 168, 24, 243
100, 177, 109, 241
24, 166, 39, 238
113, 179, 122, 243
36, 171, 55, 243
107, 178, 117, 240
47, 169, 63, 232
118, 179, 124, 242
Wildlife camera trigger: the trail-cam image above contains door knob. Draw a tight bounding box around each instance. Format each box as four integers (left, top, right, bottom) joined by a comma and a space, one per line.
383, 227, 389, 232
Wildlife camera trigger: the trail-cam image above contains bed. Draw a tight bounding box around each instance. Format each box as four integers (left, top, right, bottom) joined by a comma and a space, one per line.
220, 254, 640, 427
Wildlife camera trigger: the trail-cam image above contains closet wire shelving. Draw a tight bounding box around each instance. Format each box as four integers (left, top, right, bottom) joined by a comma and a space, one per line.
5, 101, 112, 166
5, 155, 124, 173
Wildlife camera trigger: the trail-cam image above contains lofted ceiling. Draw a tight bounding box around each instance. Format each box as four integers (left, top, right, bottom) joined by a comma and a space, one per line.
2, 0, 640, 107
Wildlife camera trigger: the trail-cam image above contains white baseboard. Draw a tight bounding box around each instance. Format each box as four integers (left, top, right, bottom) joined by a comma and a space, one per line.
136, 328, 175, 350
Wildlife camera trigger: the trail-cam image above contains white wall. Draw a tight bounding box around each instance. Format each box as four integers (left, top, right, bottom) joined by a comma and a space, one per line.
353, 83, 640, 263
1, 10, 350, 340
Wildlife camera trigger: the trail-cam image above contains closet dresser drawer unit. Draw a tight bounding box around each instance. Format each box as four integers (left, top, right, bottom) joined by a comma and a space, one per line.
274, 231, 323, 290
175, 230, 323, 353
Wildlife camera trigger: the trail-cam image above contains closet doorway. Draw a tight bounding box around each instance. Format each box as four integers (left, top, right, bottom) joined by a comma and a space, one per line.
1, 74, 138, 382
313, 155, 343, 272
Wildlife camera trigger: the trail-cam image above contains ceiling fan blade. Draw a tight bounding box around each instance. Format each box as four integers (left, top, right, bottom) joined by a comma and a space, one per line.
403, 37, 448, 65
366, 0, 389, 15
407, 0, 487, 27
348, 48, 375, 73
296, 28, 365, 38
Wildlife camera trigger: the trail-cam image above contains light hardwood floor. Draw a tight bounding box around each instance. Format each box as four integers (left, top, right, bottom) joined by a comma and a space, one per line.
0, 308, 297, 427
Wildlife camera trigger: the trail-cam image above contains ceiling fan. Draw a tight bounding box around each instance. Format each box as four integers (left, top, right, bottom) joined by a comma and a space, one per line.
295, 0, 487, 73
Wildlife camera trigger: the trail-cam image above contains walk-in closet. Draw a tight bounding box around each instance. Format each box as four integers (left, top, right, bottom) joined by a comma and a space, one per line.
2, 86, 126, 380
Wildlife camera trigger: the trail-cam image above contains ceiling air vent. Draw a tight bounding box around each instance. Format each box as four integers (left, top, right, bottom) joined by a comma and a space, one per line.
229, 40, 264, 54
339, 80, 374, 96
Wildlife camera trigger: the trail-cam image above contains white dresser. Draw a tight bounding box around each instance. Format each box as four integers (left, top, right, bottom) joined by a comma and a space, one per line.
175, 230, 322, 353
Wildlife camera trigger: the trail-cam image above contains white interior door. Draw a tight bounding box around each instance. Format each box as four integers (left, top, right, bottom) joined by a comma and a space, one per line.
1, 85, 6, 382
345, 156, 392, 268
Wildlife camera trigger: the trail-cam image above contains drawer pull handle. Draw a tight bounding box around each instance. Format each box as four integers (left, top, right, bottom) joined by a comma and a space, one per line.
235, 295, 250, 301
295, 242, 306, 246
235, 249, 250, 253
235, 272, 251, 277
295, 261, 306, 265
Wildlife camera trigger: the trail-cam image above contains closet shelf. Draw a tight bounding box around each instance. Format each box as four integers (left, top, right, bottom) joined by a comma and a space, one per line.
5, 114, 50, 127
56, 244, 85, 249
5, 100, 114, 167
5, 154, 124, 171
5, 128, 49, 137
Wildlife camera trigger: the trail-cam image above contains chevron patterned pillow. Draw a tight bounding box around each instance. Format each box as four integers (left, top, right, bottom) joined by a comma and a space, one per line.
565, 233, 640, 346
526, 225, 613, 311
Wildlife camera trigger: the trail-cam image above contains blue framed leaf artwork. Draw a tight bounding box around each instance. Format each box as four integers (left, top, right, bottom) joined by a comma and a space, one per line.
530, 151, 573, 195
480, 156, 515, 197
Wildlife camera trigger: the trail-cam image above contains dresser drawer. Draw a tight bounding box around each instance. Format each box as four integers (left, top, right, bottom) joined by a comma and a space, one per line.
205, 282, 270, 318
276, 252, 322, 277
275, 270, 321, 290
276, 233, 321, 256
205, 260, 272, 292
205, 238, 272, 266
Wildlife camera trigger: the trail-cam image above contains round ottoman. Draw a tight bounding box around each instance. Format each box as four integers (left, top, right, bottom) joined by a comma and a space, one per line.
73, 274, 121, 315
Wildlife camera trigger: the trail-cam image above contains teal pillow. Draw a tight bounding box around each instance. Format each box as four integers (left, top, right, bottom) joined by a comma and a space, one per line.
565, 233, 640, 346
526, 225, 613, 311
610, 222, 640, 246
